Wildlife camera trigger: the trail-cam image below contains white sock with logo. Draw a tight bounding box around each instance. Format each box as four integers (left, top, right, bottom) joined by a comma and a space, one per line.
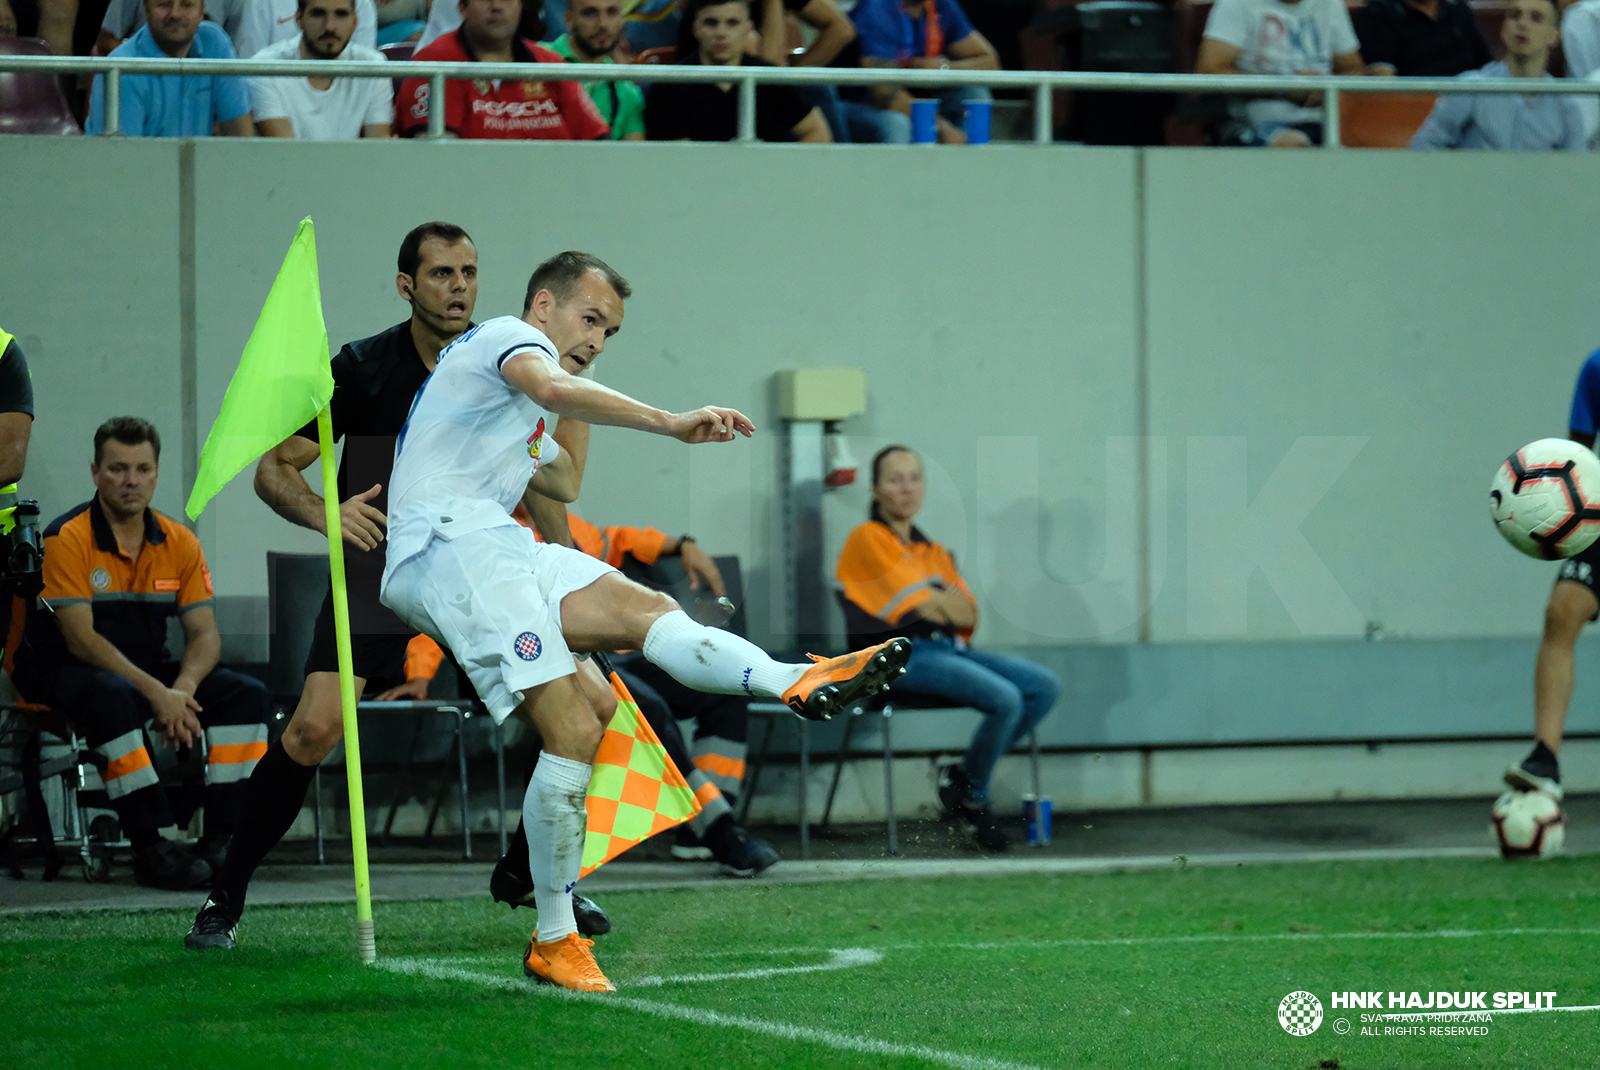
641, 610, 806, 697
525, 751, 590, 944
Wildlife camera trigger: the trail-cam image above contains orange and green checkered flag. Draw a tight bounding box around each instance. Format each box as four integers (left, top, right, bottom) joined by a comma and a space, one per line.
582, 659, 702, 876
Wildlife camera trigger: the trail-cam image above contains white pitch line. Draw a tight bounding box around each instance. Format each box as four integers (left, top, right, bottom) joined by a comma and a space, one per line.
380, 957, 1052, 1070
592, 926, 1600, 962
632, 947, 883, 987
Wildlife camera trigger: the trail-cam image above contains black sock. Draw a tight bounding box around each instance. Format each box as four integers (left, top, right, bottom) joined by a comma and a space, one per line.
1526, 740, 1561, 781
211, 740, 318, 912
497, 745, 542, 881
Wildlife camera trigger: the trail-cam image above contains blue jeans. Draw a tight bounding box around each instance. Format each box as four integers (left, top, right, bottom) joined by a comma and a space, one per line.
838, 100, 911, 143
892, 638, 1059, 806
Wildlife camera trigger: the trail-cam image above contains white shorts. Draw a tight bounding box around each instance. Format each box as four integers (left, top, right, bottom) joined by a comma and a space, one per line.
380, 524, 617, 723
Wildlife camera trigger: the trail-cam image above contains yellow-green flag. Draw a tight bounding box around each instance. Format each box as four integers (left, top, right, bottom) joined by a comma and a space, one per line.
186, 218, 334, 521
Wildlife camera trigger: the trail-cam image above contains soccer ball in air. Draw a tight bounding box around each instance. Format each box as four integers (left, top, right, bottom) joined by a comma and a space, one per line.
1489, 439, 1600, 560
1490, 790, 1565, 860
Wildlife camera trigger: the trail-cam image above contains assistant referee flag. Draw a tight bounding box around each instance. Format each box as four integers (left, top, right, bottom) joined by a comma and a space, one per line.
582, 665, 703, 876
186, 217, 334, 521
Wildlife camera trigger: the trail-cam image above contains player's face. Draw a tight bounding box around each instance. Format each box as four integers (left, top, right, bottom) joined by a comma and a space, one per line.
692, 2, 752, 64
1503, 0, 1559, 57
143, 0, 204, 54
537, 270, 624, 373
402, 237, 478, 338
92, 440, 159, 522
297, 0, 358, 59
459, 0, 521, 45
566, 0, 624, 57
872, 449, 925, 524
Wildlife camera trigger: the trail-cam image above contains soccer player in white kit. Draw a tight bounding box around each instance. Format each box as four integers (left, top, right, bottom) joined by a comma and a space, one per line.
380, 252, 911, 991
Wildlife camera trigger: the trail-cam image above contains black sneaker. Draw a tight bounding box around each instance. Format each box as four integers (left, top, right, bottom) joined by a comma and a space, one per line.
134, 839, 212, 891
959, 806, 1011, 853
488, 853, 612, 936
936, 764, 969, 818
184, 896, 239, 950
670, 825, 714, 861
1505, 759, 1563, 800
704, 816, 779, 877
192, 835, 230, 876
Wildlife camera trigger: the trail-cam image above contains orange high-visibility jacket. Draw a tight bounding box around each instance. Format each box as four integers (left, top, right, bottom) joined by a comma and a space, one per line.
835, 520, 975, 646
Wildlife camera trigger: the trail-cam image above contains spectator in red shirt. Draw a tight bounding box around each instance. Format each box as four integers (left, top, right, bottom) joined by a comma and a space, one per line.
398, 0, 611, 139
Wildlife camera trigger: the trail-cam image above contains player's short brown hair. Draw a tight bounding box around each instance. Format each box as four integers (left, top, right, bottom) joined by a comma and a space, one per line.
523, 252, 632, 312
94, 417, 161, 466
398, 222, 475, 280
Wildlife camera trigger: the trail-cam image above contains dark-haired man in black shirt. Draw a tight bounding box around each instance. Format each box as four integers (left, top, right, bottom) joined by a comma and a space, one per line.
184, 222, 605, 948
1353, 0, 1494, 77
645, 0, 831, 141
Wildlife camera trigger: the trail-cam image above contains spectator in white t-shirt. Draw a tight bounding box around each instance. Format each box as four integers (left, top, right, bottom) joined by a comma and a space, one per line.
249, 0, 393, 137
236, 0, 378, 55
1197, 0, 1377, 146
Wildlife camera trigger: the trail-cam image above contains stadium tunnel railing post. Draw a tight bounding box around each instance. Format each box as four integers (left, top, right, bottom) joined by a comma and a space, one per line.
9, 56, 1600, 150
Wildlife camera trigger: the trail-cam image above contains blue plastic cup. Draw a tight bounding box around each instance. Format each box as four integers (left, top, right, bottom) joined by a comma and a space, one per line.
910, 99, 938, 144
964, 100, 991, 145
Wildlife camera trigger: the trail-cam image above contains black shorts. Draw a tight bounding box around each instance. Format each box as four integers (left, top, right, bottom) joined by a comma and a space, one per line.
1555, 538, 1600, 620
303, 589, 410, 693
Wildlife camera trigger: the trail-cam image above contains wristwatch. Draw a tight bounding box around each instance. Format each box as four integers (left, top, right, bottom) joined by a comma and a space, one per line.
675, 535, 695, 554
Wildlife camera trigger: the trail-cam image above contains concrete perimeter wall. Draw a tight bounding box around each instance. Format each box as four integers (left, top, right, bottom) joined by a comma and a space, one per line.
4, 137, 1597, 753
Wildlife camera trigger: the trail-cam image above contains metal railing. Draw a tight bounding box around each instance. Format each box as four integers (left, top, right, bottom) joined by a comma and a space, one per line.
4, 53, 1600, 147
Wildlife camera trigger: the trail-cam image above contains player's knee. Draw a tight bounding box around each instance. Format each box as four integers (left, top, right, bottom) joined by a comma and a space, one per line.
1544, 584, 1596, 640
282, 700, 345, 764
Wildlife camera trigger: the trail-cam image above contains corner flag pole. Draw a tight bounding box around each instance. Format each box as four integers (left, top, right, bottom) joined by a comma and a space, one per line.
316, 404, 376, 963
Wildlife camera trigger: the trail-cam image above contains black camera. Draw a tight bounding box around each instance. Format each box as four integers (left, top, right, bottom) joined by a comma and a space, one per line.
2, 499, 44, 600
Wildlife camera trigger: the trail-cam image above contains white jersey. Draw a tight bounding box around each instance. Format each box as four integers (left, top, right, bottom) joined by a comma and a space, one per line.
383, 315, 562, 581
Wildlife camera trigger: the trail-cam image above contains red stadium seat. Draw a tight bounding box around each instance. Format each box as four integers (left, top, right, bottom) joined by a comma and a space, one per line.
1341, 91, 1436, 147
0, 37, 82, 135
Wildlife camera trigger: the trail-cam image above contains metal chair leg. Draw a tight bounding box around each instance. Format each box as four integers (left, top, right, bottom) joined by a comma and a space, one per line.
798, 717, 809, 861
313, 765, 324, 865
1029, 729, 1042, 799
455, 708, 471, 861
738, 714, 775, 825
494, 713, 507, 857
882, 707, 898, 857
383, 713, 426, 842
821, 712, 858, 828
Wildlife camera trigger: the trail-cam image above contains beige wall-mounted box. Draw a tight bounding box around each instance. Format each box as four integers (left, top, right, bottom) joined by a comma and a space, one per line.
774, 368, 867, 421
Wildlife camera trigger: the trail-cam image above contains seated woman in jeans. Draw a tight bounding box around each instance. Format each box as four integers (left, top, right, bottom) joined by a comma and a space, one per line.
836, 445, 1059, 852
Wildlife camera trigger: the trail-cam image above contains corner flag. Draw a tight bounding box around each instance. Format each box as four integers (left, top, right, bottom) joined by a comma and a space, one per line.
187, 218, 377, 963
186, 218, 334, 521
582, 657, 703, 876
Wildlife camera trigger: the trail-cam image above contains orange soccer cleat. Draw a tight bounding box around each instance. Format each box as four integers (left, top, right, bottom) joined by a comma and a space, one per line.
780, 637, 912, 721
523, 932, 616, 992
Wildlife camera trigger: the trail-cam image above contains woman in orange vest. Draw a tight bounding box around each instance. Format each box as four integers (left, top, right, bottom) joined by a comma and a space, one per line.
836, 445, 1058, 852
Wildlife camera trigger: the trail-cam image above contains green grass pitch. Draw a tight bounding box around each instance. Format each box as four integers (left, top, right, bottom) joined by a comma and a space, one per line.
6, 855, 1599, 1069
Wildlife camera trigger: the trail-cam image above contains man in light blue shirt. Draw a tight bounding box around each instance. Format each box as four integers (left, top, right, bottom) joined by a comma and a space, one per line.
1410, 0, 1585, 150
86, 0, 255, 137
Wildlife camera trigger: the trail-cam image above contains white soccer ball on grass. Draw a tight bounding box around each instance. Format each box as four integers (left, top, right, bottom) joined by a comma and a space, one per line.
1490, 790, 1565, 860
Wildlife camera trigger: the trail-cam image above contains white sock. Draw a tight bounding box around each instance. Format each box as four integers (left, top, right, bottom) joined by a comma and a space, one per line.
642, 610, 806, 698
524, 751, 590, 943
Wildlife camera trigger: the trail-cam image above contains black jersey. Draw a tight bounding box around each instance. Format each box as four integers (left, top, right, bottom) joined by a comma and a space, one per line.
0, 334, 35, 418
292, 320, 436, 632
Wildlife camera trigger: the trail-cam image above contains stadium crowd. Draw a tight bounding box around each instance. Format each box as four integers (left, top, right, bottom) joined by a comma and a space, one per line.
6, 0, 1600, 147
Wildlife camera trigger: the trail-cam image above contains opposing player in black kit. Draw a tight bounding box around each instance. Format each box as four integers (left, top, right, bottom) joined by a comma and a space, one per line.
184, 223, 605, 949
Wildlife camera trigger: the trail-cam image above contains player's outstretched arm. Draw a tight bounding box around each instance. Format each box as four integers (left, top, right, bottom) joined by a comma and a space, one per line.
502, 353, 755, 443
254, 435, 388, 550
